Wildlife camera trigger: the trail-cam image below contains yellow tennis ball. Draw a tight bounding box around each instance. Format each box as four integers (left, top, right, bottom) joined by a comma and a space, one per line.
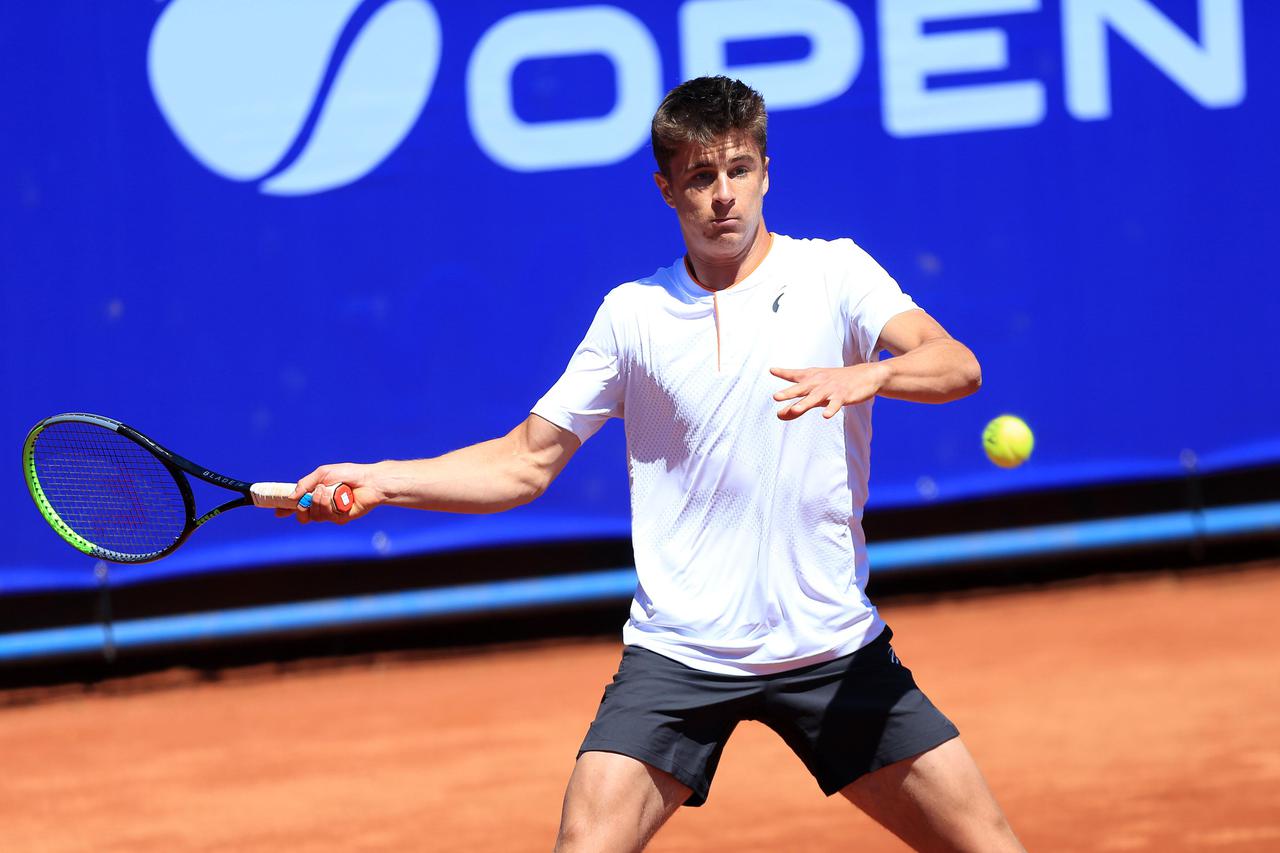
983, 415, 1034, 468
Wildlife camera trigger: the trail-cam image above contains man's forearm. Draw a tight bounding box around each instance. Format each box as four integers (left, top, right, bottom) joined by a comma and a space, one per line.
874, 338, 982, 404
370, 435, 550, 514
281, 416, 578, 524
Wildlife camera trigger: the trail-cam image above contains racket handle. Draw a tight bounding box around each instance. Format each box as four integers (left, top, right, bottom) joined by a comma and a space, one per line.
251, 482, 354, 514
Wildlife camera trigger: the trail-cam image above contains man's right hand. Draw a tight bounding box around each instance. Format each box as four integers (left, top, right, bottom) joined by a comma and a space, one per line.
277, 462, 381, 525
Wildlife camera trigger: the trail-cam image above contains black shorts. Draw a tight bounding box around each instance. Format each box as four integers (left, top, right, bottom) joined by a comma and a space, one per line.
578, 627, 958, 806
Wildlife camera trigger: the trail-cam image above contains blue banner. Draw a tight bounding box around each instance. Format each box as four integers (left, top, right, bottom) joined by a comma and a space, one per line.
5, 1, 1277, 593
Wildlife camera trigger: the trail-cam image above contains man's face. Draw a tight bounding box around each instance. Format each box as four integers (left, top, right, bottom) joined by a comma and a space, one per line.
654, 132, 769, 263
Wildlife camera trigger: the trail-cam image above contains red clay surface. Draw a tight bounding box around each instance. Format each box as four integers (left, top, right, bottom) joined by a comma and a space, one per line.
3, 563, 1279, 851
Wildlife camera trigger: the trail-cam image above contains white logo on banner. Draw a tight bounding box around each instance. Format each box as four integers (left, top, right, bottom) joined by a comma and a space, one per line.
147, 0, 1244, 191
147, 0, 441, 196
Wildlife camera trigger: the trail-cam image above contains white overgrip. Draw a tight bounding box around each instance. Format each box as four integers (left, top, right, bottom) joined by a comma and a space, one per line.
250, 482, 299, 509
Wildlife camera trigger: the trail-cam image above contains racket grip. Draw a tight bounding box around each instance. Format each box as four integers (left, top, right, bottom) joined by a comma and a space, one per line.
252, 482, 354, 514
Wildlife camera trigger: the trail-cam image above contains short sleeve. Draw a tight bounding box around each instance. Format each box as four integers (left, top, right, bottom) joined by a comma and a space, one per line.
531, 299, 626, 443
836, 239, 918, 363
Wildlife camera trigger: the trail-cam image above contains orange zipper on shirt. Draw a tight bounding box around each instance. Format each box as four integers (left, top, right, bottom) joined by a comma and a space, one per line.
688, 257, 724, 373
685, 239, 776, 375
712, 292, 721, 372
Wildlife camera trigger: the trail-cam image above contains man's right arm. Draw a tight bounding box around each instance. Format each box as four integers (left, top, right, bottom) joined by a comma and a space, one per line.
284, 414, 581, 524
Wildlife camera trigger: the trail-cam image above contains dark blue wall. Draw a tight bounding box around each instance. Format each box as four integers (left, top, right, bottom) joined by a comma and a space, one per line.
5, 1, 1276, 593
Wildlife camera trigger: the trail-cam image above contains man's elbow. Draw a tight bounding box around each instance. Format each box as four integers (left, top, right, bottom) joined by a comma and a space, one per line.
509, 464, 554, 508
957, 349, 982, 398
935, 339, 980, 401
522, 475, 551, 506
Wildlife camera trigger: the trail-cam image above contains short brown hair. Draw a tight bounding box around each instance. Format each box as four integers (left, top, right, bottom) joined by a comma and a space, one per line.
651, 76, 767, 176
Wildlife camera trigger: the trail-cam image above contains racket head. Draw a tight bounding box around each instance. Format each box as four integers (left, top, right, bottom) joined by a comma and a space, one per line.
23, 414, 197, 563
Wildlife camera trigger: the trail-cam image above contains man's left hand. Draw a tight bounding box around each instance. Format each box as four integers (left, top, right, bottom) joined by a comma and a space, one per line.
771, 364, 886, 420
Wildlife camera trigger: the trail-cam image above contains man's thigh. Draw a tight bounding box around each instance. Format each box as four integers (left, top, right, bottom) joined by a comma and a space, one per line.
555, 751, 691, 853
841, 737, 1025, 853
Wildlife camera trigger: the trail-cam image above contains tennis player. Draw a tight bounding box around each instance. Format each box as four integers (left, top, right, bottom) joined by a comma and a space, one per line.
287, 76, 1024, 852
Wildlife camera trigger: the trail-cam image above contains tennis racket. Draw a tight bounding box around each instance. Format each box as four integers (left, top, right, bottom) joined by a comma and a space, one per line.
23, 412, 353, 564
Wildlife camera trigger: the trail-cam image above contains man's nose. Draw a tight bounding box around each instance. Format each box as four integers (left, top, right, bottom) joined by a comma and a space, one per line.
712, 173, 734, 205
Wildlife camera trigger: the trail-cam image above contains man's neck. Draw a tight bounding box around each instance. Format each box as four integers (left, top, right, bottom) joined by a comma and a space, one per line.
685, 223, 772, 292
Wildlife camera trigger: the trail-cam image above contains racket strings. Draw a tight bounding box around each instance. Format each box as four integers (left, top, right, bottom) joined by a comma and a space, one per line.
33, 422, 187, 557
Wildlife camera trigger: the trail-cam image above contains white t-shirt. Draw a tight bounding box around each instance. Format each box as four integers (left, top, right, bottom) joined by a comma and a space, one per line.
532, 234, 917, 675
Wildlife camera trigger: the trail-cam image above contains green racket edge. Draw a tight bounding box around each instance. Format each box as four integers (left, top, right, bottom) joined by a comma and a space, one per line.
22, 419, 164, 564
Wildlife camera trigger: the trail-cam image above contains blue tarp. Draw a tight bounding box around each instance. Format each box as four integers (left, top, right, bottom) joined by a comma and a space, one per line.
4, 1, 1277, 593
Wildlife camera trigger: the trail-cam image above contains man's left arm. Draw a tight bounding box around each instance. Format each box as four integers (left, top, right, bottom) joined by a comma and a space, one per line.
771, 309, 981, 420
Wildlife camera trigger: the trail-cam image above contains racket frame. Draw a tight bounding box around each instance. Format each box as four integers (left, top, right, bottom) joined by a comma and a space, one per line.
24, 413, 260, 564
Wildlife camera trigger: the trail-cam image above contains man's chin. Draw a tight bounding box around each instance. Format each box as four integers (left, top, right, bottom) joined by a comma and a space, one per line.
698, 228, 754, 255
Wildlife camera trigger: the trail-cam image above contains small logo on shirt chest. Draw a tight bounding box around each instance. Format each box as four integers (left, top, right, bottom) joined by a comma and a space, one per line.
771, 290, 786, 312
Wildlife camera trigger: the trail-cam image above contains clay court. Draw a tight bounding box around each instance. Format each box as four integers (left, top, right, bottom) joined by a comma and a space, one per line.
3, 562, 1278, 852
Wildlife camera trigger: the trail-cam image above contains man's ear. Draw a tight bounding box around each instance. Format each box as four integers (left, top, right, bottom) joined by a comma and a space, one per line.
653, 171, 676, 208
762, 156, 770, 197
